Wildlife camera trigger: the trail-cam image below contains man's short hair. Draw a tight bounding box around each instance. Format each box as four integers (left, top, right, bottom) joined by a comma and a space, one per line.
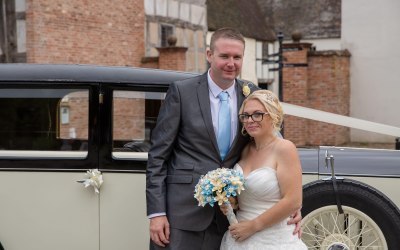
209, 27, 245, 51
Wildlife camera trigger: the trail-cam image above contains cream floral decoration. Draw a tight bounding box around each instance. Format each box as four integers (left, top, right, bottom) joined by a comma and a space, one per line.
77, 169, 103, 194
242, 82, 251, 97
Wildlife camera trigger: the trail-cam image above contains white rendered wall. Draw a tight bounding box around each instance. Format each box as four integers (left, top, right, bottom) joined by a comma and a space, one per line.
241, 38, 258, 84
302, 0, 400, 143
342, 0, 400, 142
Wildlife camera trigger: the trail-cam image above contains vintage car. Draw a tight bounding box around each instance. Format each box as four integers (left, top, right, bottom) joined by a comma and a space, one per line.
0, 64, 399, 250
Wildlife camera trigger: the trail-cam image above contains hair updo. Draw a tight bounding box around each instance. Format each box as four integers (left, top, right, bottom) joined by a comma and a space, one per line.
239, 89, 284, 133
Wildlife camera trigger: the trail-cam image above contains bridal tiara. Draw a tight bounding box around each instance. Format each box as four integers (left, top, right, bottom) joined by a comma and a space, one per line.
263, 92, 275, 103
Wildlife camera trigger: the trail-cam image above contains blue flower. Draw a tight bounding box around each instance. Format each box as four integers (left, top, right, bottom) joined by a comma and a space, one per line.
194, 168, 245, 207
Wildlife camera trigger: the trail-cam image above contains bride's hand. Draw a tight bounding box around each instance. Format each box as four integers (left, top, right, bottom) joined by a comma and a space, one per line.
228, 196, 239, 210
228, 220, 256, 242
219, 197, 238, 215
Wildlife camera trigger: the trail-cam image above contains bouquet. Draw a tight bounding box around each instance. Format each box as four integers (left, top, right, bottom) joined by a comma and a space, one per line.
194, 168, 245, 224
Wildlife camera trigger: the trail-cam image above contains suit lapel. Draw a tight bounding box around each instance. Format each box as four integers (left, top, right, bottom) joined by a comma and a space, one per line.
236, 79, 246, 115
197, 74, 220, 155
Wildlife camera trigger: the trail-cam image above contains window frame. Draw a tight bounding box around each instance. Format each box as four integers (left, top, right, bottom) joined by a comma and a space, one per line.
160, 23, 174, 47
0, 82, 99, 171
99, 84, 169, 172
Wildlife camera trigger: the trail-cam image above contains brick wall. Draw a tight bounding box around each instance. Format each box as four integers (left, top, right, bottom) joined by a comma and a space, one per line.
141, 45, 189, 71
307, 50, 350, 145
60, 94, 146, 142
113, 98, 146, 140
157, 47, 188, 71
282, 43, 351, 146
282, 45, 309, 145
26, 0, 190, 148
26, 0, 145, 66
60, 95, 89, 140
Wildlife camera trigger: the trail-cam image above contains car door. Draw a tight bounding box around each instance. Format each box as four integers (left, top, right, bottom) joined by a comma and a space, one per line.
0, 83, 101, 250
97, 85, 167, 250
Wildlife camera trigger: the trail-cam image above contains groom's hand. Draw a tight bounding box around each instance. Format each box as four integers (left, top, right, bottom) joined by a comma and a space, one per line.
150, 216, 170, 247
287, 208, 302, 238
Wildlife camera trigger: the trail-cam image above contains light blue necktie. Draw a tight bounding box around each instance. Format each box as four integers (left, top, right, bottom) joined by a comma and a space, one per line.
217, 91, 231, 160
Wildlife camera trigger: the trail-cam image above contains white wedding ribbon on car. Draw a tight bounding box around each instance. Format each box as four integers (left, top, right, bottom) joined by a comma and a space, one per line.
77, 169, 103, 194
282, 102, 400, 137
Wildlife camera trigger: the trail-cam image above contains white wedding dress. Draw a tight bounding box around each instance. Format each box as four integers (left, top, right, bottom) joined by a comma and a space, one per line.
220, 164, 307, 250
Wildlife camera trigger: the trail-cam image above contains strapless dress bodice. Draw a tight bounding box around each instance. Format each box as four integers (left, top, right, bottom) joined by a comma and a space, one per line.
220, 163, 307, 250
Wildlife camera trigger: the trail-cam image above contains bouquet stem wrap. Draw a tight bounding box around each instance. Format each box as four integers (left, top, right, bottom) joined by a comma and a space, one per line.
194, 168, 245, 225
225, 201, 238, 224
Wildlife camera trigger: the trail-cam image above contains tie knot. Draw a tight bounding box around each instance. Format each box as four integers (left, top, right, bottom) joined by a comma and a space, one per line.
218, 91, 229, 101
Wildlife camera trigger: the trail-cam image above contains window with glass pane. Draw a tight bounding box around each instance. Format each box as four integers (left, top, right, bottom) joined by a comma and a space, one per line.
112, 90, 165, 160
160, 24, 174, 47
0, 88, 89, 158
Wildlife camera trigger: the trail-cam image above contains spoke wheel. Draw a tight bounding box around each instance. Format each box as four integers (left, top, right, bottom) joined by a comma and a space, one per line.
302, 205, 386, 249
301, 179, 400, 250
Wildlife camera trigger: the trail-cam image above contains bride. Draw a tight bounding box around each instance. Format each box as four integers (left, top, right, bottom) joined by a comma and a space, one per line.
220, 90, 307, 249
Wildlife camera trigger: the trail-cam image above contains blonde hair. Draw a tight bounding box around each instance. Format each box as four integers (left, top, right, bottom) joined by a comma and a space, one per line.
239, 90, 284, 134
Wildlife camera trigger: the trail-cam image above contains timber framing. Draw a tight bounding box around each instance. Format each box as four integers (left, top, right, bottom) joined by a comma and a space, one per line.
0, 0, 22, 63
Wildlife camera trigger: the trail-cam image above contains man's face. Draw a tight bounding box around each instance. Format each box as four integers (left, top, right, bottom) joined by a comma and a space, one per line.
207, 38, 244, 88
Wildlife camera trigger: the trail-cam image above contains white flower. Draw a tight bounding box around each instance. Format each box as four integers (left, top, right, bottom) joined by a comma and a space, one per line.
77, 169, 103, 194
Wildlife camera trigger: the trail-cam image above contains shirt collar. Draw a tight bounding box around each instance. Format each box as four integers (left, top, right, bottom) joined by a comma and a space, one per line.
207, 70, 236, 98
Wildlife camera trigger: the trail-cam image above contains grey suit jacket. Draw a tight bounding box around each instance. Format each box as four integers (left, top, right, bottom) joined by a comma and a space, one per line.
146, 73, 255, 232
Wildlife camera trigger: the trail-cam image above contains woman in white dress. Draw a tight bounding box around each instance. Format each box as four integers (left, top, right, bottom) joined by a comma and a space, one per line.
220, 90, 307, 249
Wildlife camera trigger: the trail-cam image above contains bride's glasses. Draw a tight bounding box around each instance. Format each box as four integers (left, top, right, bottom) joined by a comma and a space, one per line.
238, 112, 268, 123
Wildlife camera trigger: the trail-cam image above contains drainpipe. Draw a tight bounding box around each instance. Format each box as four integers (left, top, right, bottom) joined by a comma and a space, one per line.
1, 0, 9, 62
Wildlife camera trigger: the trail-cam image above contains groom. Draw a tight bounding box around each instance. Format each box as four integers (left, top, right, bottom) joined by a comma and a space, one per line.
146, 27, 301, 250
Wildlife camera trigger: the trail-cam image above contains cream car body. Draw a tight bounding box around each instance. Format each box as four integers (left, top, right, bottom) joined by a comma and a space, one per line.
0, 64, 399, 250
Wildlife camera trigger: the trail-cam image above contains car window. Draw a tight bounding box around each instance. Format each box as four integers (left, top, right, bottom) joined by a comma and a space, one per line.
112, 90, 165, 160
0, 88, 89, 159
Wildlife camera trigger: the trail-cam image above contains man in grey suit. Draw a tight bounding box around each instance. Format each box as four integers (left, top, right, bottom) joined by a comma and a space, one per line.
146, 28, 300, 250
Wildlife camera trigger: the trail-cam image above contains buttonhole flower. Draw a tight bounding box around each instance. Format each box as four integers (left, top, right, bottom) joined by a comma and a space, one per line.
242, 82, 251, 97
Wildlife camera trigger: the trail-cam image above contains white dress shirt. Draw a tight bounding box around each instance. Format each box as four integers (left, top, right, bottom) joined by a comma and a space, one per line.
207, 71, 238, 147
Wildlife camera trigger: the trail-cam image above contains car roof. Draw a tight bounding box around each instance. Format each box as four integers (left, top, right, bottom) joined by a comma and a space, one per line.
0, 64, 198, 85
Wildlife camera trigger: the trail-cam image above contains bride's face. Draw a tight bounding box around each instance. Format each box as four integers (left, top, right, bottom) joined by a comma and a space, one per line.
241, 99, 273, 138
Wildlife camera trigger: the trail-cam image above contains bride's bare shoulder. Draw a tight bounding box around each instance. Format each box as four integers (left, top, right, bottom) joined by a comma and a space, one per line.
275, 138, 297, 154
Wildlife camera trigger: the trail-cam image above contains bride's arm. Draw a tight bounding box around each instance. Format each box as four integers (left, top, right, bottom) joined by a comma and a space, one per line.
255, 139, 303, 227
229, 139, 303, 241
